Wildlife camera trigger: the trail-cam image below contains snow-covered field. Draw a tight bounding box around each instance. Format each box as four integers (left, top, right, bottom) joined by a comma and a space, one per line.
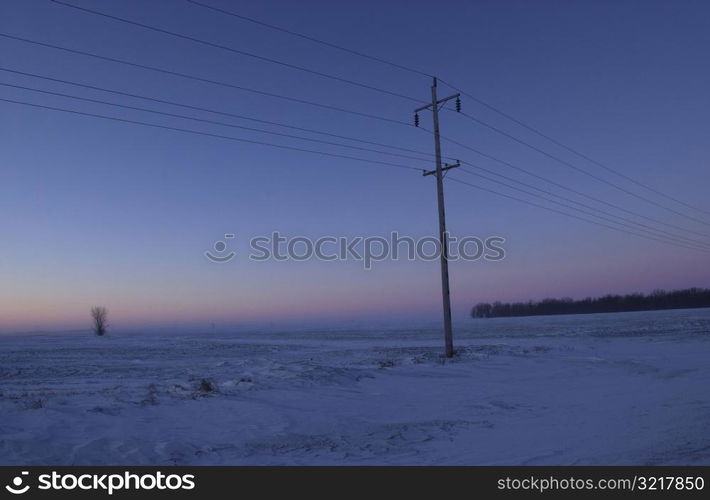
1, 308, 709, 465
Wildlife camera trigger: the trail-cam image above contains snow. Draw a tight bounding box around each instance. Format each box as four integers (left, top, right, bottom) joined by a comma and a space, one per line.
1, 308, 709, 465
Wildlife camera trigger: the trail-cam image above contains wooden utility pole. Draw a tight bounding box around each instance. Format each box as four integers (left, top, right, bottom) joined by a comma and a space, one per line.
415, 77, 460, 358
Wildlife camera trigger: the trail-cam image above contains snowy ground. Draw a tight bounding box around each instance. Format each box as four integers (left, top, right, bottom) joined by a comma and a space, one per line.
1, 308, 709, 465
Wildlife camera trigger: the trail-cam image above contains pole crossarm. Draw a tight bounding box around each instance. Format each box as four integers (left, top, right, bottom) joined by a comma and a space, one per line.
423, 161, 461, 177
414, 92, 460, 113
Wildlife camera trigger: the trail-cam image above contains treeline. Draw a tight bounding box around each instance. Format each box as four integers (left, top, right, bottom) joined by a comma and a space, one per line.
471, 288, 710, 318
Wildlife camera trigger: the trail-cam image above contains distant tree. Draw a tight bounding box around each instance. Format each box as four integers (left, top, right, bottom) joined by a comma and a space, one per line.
472, 302, 493, 318
91, 306, 108, 336
471, 288, 710, 318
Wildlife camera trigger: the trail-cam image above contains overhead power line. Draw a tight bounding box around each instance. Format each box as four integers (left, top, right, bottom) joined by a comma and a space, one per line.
0, 66, 434, 159
0, 33, 411, 127
453, 110, 710, 228
9, 74, 703, 250
437, 78, 710, 217
447, 176, 710, 254
0, 97, 421, 172
457, 167, 710, 251
185, 0, 435, 79
5, 32, 705, 242
0, 82, 432, 164
50, 0, 425, 104
182, 0, 710, 219
7, 4, 707, 255
439, 135, 710, 241
2, 94, 705, 255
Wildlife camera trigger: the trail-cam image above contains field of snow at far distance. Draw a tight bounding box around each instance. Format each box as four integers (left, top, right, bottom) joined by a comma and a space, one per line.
1, 308, 709, 465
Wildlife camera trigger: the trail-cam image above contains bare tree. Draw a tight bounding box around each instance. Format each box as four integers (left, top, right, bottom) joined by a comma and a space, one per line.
91, 306, 108, 336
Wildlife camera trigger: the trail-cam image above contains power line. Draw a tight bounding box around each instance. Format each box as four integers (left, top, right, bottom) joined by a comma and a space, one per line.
3, 97, 705, 256
0, 33, 412, 127
185, 0, 435, 79
9, 8, 707, 253
10, 29, 700, 242
50, 0, 425, 104
457, 166, 710, 251
0, 66, 434, 159
11, 76, 704, 250
182, 1, 710, 219
438, 78, 710, 217
447, 176, 710, 254
459, 163, 710, 249
438, 134, 710, 241
0, 97, 421, 172
453, 110, 710, 228
0, 81, 433, 164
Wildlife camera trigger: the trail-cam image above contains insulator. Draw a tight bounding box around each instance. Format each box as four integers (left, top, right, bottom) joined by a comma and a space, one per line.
455, 97, 461, 112
414, 113, 419, 127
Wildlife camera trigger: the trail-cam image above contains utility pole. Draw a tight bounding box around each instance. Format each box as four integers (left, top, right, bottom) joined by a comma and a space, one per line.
415, 77, 460, 358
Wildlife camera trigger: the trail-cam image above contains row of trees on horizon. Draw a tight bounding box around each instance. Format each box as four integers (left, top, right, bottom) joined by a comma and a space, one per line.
471, 288, 710, 318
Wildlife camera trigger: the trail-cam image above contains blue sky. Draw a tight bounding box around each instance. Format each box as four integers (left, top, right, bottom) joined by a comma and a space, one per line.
1, 0, 709, 332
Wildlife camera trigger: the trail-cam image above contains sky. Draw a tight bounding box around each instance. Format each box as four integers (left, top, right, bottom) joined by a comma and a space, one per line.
1, 0, 709, 333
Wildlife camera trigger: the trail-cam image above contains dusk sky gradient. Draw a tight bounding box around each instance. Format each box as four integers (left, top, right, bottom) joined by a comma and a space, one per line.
1, 0, 709, 332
